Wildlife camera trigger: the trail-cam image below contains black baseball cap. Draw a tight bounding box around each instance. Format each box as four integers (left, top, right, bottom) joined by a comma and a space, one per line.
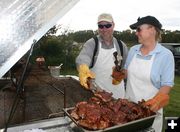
130, 16, 162, 30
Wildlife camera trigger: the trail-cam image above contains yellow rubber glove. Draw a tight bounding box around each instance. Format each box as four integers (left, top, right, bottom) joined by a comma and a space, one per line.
112, 79, 121, 85
78, 64, 95, 89
111, 69, 125, 85
145, 92, 169, 112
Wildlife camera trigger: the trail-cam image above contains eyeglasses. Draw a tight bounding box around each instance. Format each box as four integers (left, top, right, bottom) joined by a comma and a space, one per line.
136, 25, 153, 32
136, 27, 142, 32
98, 24, 112, 29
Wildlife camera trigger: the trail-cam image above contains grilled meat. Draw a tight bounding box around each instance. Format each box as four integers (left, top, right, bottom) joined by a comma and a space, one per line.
70, 91, 155, 130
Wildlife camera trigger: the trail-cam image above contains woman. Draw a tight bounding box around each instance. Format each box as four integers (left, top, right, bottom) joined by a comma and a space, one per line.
125, 16, 174, 132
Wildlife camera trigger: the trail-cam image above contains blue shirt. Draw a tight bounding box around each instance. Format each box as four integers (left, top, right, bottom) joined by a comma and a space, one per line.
124, 43, 175, 89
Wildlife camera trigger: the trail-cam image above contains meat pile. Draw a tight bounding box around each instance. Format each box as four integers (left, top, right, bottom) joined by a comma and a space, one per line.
70, 90, 155, 130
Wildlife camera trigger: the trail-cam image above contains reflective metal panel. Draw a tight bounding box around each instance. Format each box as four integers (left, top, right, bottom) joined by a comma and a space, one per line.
0, 0, 79, 78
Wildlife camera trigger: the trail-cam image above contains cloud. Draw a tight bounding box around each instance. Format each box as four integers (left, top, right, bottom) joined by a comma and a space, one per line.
57, 0, 180, 31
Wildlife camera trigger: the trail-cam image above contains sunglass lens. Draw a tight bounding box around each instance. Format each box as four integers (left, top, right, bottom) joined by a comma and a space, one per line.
136, 27, 141, 32
98, 24, 112, 29
98, 24, 104, 29
105, 24, 112, 28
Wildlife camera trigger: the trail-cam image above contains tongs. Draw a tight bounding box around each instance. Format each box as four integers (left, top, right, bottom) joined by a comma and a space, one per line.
113, 51, 123, 71
87, 78, 103, 93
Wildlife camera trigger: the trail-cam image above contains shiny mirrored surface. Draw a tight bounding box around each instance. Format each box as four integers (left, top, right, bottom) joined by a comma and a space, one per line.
0, 0, 79, 77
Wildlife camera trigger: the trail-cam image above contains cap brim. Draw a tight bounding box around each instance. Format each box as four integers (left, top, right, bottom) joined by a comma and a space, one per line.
130, 22, 141, 29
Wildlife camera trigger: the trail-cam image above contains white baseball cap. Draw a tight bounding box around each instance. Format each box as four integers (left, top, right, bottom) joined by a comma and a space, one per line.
97, 13, 114, 23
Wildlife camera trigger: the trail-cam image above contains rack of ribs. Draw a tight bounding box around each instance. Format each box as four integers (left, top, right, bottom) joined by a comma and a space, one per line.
70, 90, 155, 130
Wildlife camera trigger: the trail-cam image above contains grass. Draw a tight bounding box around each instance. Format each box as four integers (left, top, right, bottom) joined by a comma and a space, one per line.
164, 75, 180, 116
162, 75, 180, 131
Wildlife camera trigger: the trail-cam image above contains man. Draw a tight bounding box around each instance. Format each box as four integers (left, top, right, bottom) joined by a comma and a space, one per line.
76, 13, 128, 99
125, 16, 174, 132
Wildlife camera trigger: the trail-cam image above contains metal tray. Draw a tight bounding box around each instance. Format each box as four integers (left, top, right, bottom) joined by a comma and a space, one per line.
63, 107, 158, 132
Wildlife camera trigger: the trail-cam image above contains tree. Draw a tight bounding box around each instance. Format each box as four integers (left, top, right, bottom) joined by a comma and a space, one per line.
31, 28, 180, 71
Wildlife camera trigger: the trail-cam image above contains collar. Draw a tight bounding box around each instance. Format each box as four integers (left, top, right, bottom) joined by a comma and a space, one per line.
135, 43, 162, 56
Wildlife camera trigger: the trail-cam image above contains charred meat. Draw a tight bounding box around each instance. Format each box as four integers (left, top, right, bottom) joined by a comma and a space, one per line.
70, 91, 155, 130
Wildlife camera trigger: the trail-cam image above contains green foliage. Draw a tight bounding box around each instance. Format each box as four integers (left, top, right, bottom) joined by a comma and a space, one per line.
162, 30, 180, 43
45, 25, 61, 36
42, 39, 61, 56
67, 30, 96, 43
31, 26, 180, 73
113, 30, 137, 47
164, 75, 180, 116
163, 75, 180, 131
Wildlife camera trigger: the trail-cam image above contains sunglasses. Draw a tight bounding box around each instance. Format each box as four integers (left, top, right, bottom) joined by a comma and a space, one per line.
98, 24, 112, 29
136, 25, 152, 32
136, 27, 142, 32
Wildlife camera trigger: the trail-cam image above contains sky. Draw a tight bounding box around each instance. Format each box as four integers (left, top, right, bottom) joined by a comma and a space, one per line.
57, 0, 180, 32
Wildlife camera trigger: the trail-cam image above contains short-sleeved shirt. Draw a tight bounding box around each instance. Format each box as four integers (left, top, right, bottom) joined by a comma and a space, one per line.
124, 43, 174, 89
76, 35, 128, 68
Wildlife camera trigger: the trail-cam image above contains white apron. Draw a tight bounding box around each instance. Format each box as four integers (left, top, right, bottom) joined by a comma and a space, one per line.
91, 42, 125, 99
126, 54, 163, 132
